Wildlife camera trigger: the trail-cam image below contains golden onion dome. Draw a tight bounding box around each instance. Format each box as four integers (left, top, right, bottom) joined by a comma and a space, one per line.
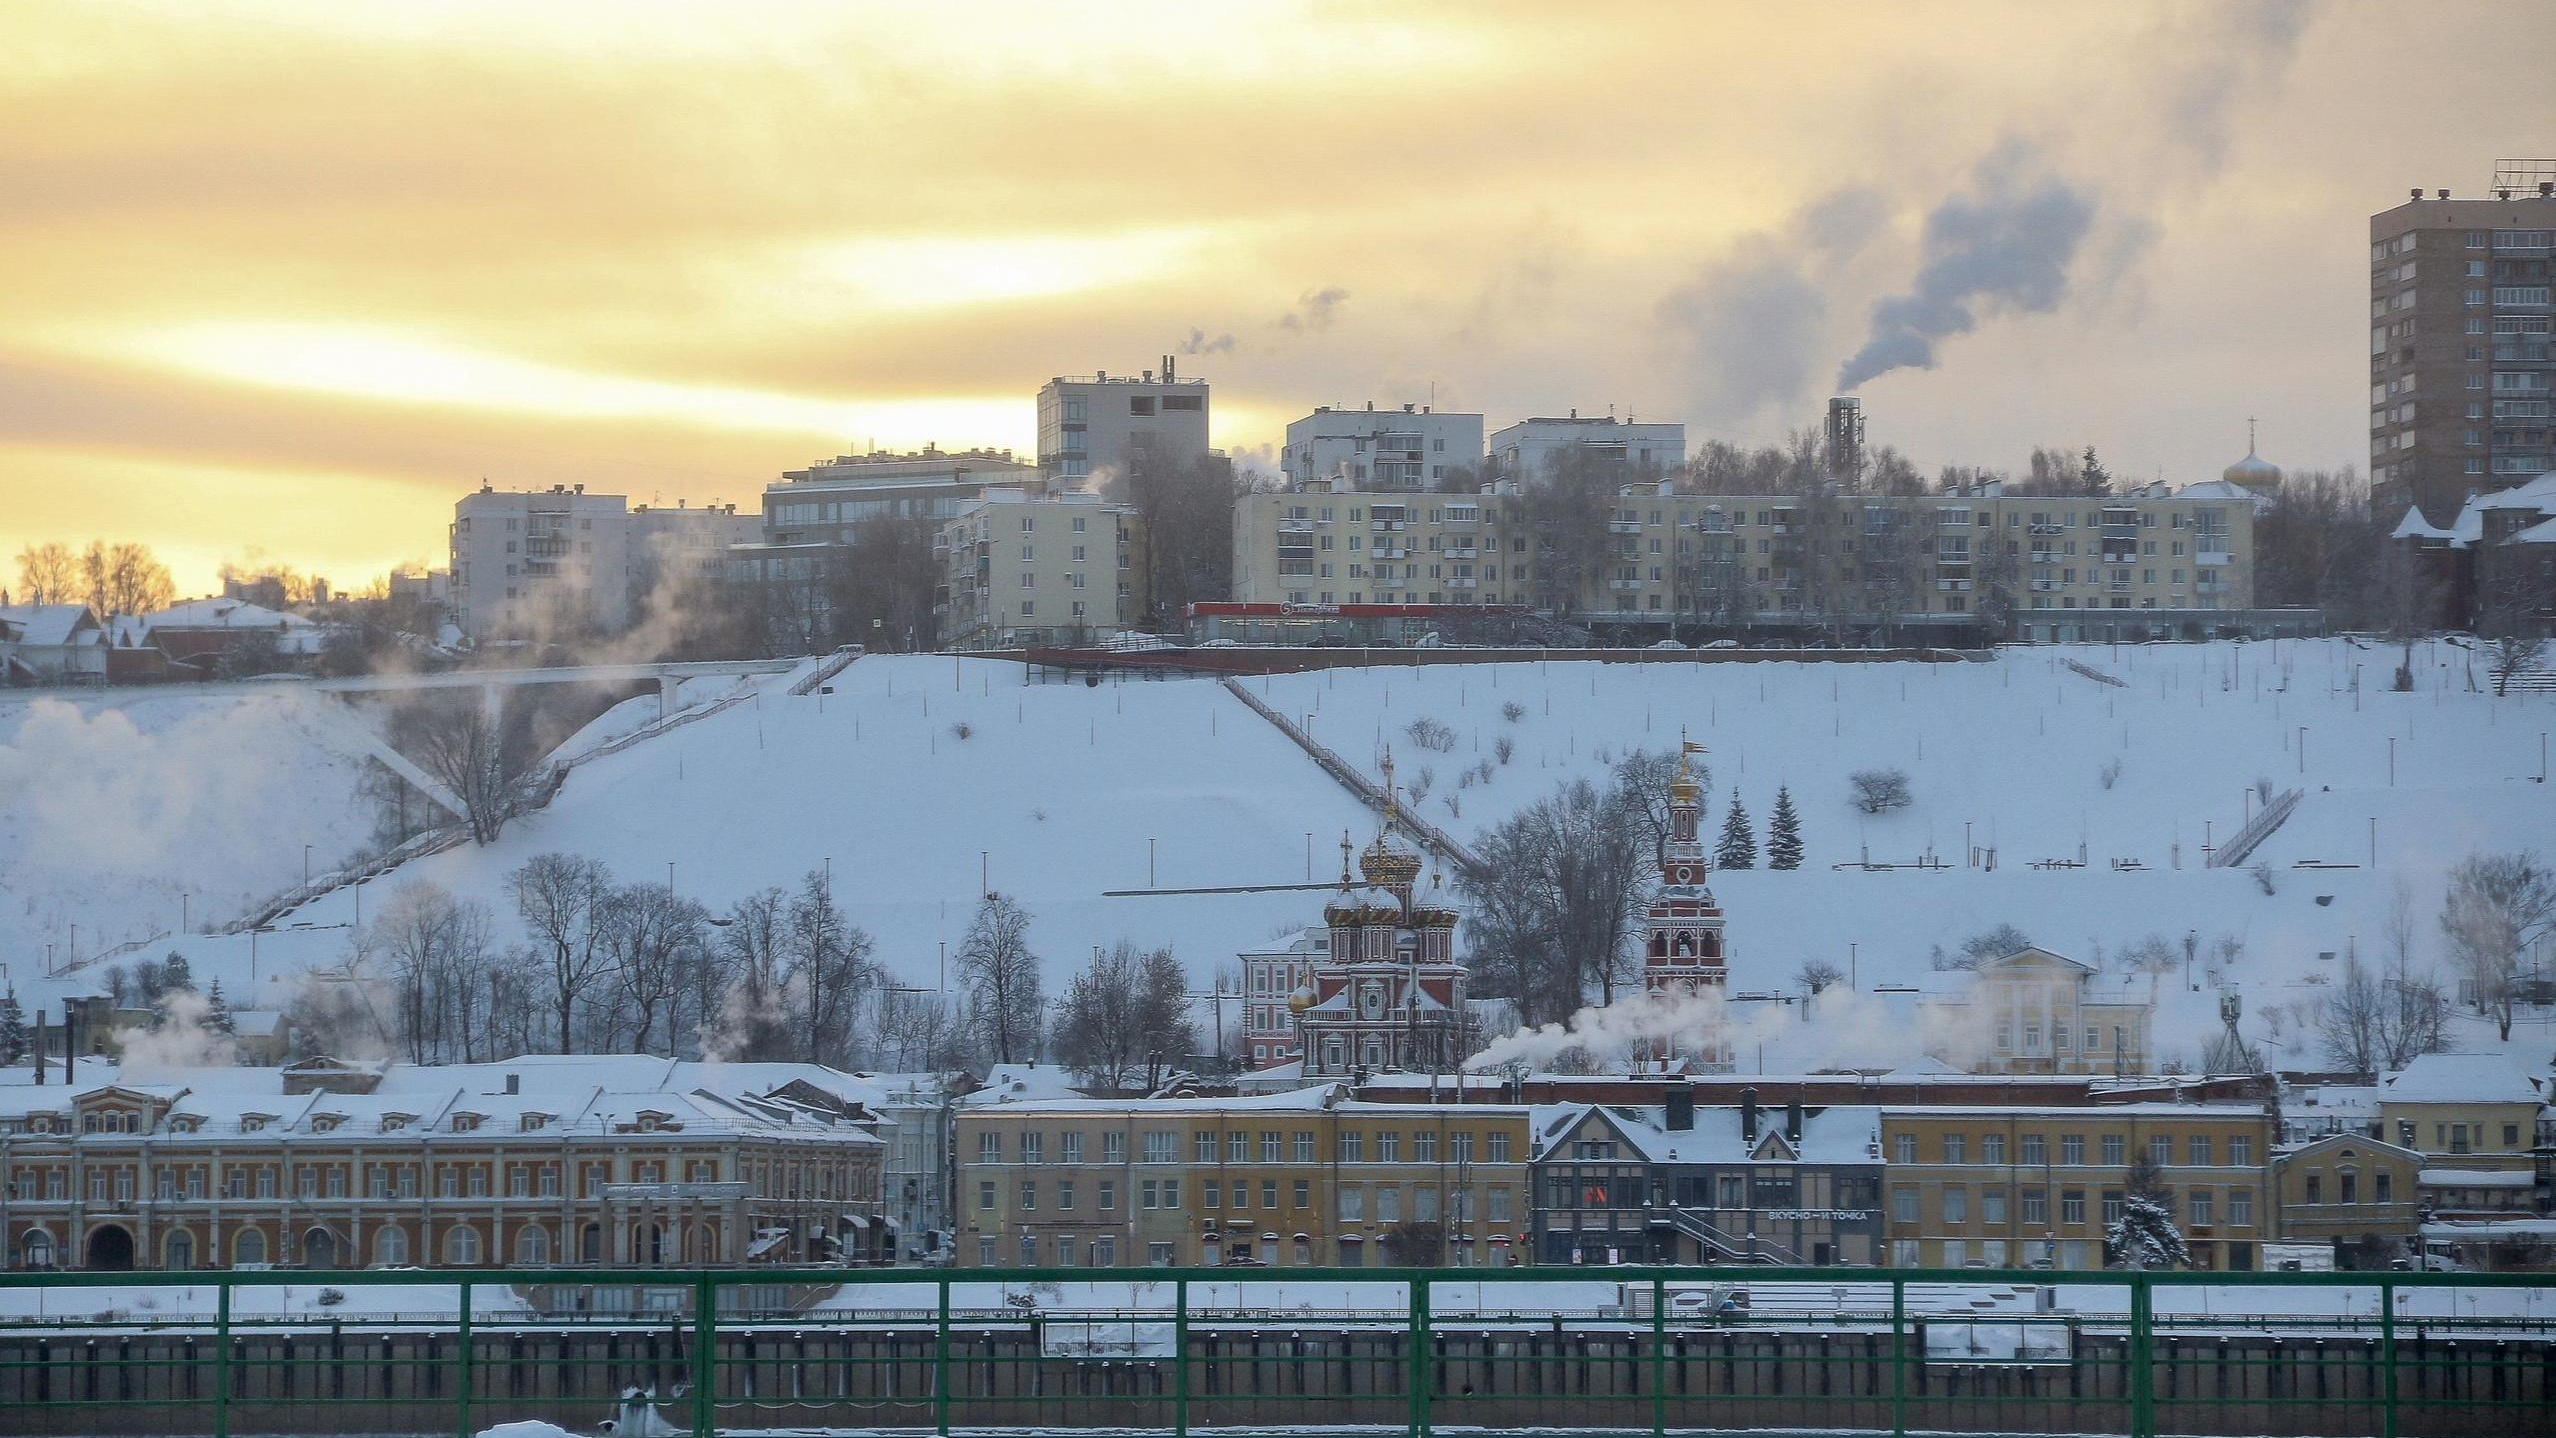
1287, 985, 1316, 1013
1412, 906, 1461, 930
1359, 835, 1424, 889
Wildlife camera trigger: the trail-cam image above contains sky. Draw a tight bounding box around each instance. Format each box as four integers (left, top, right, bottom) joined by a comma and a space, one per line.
3, 0, 2549, 595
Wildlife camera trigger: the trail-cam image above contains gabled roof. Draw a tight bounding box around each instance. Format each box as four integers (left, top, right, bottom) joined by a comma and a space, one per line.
1973, 945, 2094, 976
0, 603, 103, 648
2278, 1131, 2422, 1165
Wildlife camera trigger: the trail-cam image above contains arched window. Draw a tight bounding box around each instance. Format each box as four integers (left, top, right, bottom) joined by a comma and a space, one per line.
631, 1223, 663, 1264
234, 1229, 268, 1267
443, 1225, 481, 1265
23, 1231, 55, 1269
516, 1227, 550, 1265
165, 1231, 195, 1270
374, 1227, 409, 1266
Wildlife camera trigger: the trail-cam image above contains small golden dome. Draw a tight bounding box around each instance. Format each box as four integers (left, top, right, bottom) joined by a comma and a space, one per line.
1360, 834, 1423, 889
1287, 986, 1315, 1013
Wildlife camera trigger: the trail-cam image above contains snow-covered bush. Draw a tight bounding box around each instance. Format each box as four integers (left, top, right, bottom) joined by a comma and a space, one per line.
2097, 758, 2123, 790
1848, 768, 1911, 814
1405, 717, 1457, 753
1500, 701, 1527, 723
1494, 735, 1515, 766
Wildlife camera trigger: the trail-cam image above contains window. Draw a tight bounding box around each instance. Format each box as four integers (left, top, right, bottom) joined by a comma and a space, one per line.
1022, 1132, 1043, 1164
1338, 1131, 1364, 1162
1058, 1182, 1075, 1211
2189, 1191, 2213, 1225
1143, 1132, 1174, 1163
1261, 1131, 1282, 1162
2020, 1134, 2046, 1165
2099, 1135, 2124, 1166
1893, 1134, 1917, 1164
1294, 1180, 1310, 1208
2229, 1137, 2253, 1166
979, 1131, 1002, 1163
1893, 1187, 1919, 1223
2021, 1189, 2047, 1224
2229, 1189, 2253, 1225
1018, 1181, 1036, 1211
1942, 1135, 1967, 1164
1943, 1188, 1968, 1223
1062, 1133, 1083, 1164
2188, 1136, 2212, 1166
1294, 1131, 1317, 1163
1378, 1131, 1401, 1162
2061, 1192, 2086, 1225
978, 1181, 995, 1211
2101, 1191, 2125, 1225
1195, 1131, 1216, 1163
1340, 1187, 1365, 1221
1104, 1133, 1125, 1164
1983, 1134, 2007, 1164
1099, 1180, 1116, 1211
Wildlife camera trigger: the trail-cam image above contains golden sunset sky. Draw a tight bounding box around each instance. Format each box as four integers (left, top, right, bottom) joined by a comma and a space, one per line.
2, 1, 2546, 593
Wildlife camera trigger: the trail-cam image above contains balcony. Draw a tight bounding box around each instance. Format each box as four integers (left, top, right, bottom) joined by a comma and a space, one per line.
2109, 581, 2135, 594
2028, 522, 2062, 535
2029, 580, 2062, 593
1446, 576, 1477, 590
1609, 579, 1644, 591
1609, 521, 1644, 535
1371, 545, 1408, 560
1278, 519, 1316, 534
1370, 519, 1406, 532
1443, 544, 1477, 558
2195, 549, 2232, 566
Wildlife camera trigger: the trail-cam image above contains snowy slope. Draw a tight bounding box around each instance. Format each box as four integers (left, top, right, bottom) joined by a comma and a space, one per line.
0, 688, 382, 976
1257, 637, 2556, 1070
16, 640, 2552, 1072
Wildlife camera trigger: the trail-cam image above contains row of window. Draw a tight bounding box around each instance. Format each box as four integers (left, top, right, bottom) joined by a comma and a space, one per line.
1894, 1184, 2255, 1228
973, 1128, 1516, 1165
1889, 1132, 2257, 1167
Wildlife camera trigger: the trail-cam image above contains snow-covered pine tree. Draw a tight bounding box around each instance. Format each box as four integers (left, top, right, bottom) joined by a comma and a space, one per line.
1716, 794, 1756, 870
2106, 1152, 2190, 1269
0, 991, 25, 1064
1766, 786, 1803, 870
204, 980, 237, 1038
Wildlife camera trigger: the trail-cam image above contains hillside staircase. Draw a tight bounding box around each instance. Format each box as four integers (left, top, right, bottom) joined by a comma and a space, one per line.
1219, 676, 1488, 881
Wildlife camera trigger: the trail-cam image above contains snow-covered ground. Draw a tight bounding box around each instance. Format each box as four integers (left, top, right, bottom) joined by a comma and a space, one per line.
0, 687, 382, 977
9, 640, 2551, 1073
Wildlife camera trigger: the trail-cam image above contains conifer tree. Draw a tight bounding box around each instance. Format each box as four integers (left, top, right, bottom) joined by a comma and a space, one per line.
203, 980, 236, 1038
0, 991, 25, 1065
1716, 793, 1756, 870
1766, 786, 1804, 870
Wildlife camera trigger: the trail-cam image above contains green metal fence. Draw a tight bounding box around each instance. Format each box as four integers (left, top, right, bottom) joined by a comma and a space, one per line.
0, 1265, 2549, 1438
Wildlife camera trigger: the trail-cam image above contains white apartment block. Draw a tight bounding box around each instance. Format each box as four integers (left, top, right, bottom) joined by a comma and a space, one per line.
1232, 481, 2256, 635
450, 485, 633, 639
1037, 360, 1210, 485
936, 489, 1145, 648
764, 447, 1042, 545
1282, 403, 1484, 491
449, 487, 761, 640
1489, 414, 1685, 483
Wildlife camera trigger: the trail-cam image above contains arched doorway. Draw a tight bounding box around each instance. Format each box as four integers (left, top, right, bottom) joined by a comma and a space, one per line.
303, 1228, 338, 1270
84, 1226, 136, 1271
165, 1231, 196, 1270
22, 1230, 56, 1269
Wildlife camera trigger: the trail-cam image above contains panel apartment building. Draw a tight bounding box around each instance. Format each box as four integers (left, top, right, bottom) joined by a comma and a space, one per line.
1282, 403, 1484, 490
450, 485, 757, 640
2369, 168, 2556, 526
1233, 481, 2259, 640
935, 489, 1144, 649
1037, 360, 1210, 485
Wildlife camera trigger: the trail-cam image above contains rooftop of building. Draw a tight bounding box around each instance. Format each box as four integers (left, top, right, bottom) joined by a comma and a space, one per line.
2380, 1052, 2547, 1106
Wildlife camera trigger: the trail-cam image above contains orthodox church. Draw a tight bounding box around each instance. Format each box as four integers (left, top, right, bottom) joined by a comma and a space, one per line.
1288, 755, 1475, 1079
1637, 741, 1734, 1073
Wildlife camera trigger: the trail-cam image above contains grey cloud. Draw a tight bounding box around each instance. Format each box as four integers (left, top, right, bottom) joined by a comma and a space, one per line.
1277, 285, 1350, 332
1179, 327, 1235, 355
1834, 144, 2095, 393
1656, 185, 1888, 423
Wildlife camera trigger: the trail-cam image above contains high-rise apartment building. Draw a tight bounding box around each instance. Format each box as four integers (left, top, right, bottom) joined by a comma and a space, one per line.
1281, 403, 1484, 490
2368, 166, 2556, 526
1036, 359, 1210, 485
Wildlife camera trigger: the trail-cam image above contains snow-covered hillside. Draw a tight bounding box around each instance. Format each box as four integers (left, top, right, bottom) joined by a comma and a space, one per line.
0, 688, 382, 975
13, 640, 2551, 1073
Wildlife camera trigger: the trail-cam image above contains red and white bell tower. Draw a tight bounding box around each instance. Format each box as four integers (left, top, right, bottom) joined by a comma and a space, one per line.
1641, 739, 1731, 1072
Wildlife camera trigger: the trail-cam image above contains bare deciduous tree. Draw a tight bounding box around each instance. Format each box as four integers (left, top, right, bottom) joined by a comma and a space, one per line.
784, 868, 877, 1067
2441, 851, 2556, 1041
510, 852, 615, 1052
604, 882, 709, 1055
391, 692, 521, 844
1849, 768, 1912, 814
957, 892, 1043, 1065
1458, 773, 1649, 1026
1052, 941, 1198, 1092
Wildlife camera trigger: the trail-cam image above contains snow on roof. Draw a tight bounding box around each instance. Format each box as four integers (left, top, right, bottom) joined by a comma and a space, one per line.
2418, 1168, 2534, 1188
2509, 515, 2556, 545
2381, 1053, 2544, 1105
148, 597, 317, 630
0, 603, 101, 648
962, 1063, 1092, 1106
2471, 470, 2556, 510
1529, 1102, 1879, 1166
967, 1085, 1342, 1116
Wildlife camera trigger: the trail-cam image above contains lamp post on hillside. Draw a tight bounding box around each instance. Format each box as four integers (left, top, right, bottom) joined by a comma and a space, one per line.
302, 845, 312, 886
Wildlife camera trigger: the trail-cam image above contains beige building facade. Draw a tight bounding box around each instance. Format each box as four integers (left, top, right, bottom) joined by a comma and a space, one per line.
936, 489, 1145, 648
1232, 482, 2257, 637
0, 1057, 888, 1273
953, 1090, 1531, 1270
1880, 1104, 2274, 1271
